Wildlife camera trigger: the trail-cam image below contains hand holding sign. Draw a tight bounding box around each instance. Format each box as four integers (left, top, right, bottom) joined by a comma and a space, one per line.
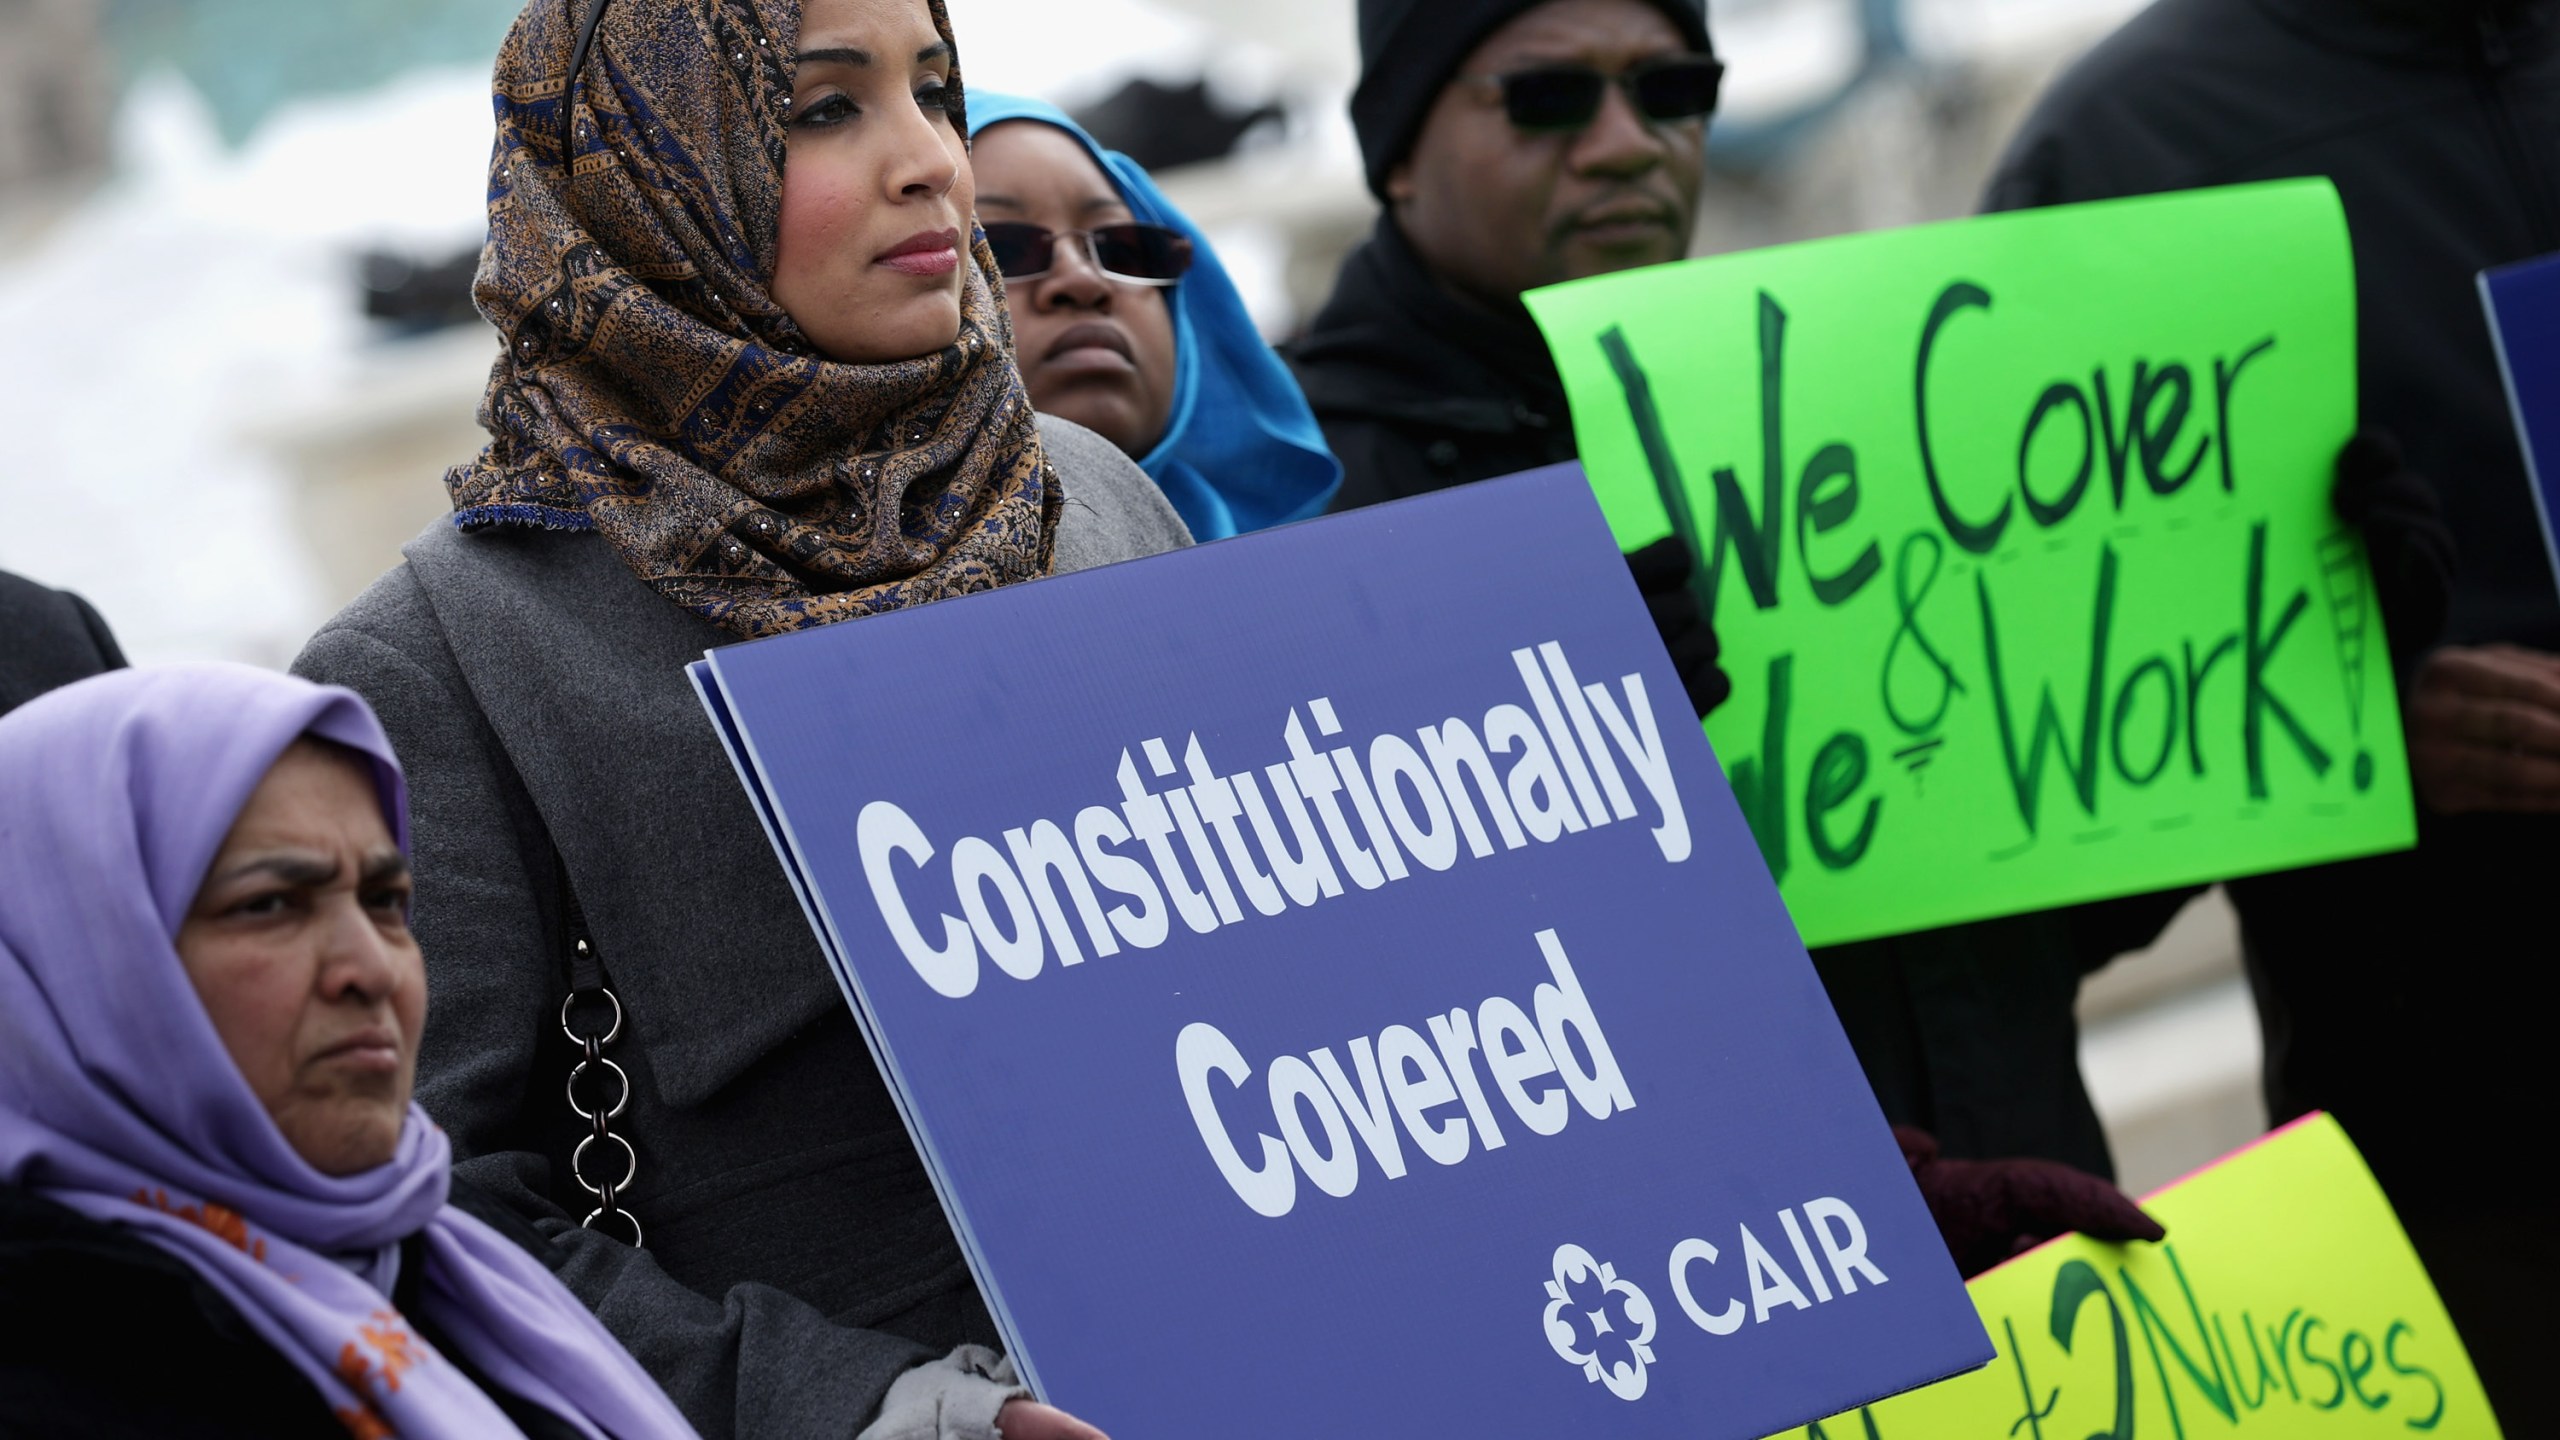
1893, 1127, 2162, 1279
1627, 536, 1734, 719
2405, 643, 2560, 813
995, 1401, 1110, 1440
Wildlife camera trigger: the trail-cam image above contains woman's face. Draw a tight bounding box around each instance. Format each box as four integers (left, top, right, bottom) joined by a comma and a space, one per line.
971, 121, 1178, 458
772, 0, 976, 363
175, 741, 424, 1178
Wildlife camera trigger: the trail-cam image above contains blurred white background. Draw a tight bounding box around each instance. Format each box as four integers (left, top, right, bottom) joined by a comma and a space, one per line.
0, 0, 2253, 1191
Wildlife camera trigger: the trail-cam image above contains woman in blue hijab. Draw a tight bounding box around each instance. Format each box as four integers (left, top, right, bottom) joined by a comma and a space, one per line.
967, 93, 1339, 540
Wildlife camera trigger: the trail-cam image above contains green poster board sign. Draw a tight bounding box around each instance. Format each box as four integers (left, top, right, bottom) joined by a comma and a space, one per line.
1771, 1114, 2502, 1438
1525, 180, 2414, 947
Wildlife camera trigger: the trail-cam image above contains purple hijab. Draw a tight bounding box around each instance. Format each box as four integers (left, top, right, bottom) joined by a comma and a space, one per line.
0, 664, 695, 1440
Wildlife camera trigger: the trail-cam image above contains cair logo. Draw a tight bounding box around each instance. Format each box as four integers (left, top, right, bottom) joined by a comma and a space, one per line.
1541, 1197, 1893, 1403
1541, 1244, 1660, 1401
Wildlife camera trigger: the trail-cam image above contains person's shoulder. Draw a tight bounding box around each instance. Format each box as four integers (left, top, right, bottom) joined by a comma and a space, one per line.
1286, 310, 1475, 424
293, 524, 482, 722
1983, 0, 2269, 209
1039, 413, 1194, 572
0, 569, 118, 657
300, 517, 625, 674
0, 1184, 194, 1294
400, 510, 623, 601
309, 542, 439, 649
0, 570, 126, 715
0, 1186, 343, 1437
0, 1181, 116, 1252
0, 567, 67, 620
2031, 0, 2229, 103
0, 1184, 194, 1351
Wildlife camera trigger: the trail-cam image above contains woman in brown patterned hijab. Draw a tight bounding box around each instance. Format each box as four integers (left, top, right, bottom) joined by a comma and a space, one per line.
289, 0, 1184, 1435
450, 0, 1059, 639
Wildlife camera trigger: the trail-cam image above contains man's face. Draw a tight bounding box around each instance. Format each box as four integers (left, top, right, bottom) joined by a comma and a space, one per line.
1388, 0, 1706, 307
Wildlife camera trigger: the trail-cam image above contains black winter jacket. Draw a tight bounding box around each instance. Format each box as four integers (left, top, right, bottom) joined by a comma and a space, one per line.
1289, 219, 1581, 508
1986, 0, 2560, 654
1984, 7, 2560, 1415
1985, 0, 2560, 1207
0, 570, 124, 718
0, 1182, 582, 1439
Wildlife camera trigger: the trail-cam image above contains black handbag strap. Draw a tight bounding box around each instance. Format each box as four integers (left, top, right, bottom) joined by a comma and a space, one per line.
557, 850, 643, 1248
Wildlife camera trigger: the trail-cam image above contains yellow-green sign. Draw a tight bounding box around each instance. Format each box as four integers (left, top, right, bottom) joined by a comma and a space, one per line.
1770, 1114, 2499, 1438
1525, 181, 2414, 946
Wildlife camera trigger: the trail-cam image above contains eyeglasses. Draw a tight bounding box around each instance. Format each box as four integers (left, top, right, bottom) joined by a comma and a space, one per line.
982, 222, 1196, 286
1461, 54, 1724, 134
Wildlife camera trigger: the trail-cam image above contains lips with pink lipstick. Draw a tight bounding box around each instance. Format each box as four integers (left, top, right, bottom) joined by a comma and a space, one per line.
877, 227, 960, 278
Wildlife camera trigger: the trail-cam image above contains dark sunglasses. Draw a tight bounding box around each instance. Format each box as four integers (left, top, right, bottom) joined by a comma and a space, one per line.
1464, 54, 1724, 134
982, 222, 1195, 286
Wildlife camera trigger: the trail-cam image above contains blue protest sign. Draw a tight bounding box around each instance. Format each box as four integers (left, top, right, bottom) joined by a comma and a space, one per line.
2483, 251, 2560, 590
692, 464, 1990, 1438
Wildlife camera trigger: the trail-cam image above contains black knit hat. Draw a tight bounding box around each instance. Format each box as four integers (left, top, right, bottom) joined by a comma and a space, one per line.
1351, 0, 1714, 200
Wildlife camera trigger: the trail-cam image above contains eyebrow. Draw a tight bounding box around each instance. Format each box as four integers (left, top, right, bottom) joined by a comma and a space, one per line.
213, 853, 341, 889
210, 849, 410, 890
795, 41, 953, 66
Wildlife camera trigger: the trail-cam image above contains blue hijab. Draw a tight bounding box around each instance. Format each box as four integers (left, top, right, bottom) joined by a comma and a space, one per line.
968, 94, 1340, 540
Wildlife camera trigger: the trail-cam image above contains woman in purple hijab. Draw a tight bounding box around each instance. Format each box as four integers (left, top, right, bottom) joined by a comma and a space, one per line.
0, 664, 695, 1440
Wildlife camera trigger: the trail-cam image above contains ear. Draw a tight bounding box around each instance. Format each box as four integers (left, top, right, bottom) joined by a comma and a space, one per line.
1384, 158, 1418, 207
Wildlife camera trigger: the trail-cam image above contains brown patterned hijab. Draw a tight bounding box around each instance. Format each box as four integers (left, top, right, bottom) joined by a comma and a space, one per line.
447, 0, 1058, 637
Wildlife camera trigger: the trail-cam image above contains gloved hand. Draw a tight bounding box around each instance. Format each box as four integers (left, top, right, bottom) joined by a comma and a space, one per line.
2332, 427, 2455, 680
1894, 1126, 2165, 1279
1625, 536, 1731, 720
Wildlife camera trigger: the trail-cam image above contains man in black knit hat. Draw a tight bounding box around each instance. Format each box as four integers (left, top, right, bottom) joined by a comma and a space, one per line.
1295, 0, 1713, 514
1293, 0, 2176, 1280
1293, 0, 1730, 723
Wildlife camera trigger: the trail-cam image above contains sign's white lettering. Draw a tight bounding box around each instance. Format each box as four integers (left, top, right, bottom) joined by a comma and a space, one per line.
1666, 1198, 1888, 1337
854, 642, 1691, 999
1177, 928, 1632, 1216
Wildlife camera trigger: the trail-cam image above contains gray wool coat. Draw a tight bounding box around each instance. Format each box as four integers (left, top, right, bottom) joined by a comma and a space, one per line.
293, 417, 1189, 1440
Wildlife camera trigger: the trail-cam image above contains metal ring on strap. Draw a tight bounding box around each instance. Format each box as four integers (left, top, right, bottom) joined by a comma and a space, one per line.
582, 1205, 643, 1248
560, 987, 623, 1047
566, 1057, 632, 1122
572, 1131, 638, 1199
